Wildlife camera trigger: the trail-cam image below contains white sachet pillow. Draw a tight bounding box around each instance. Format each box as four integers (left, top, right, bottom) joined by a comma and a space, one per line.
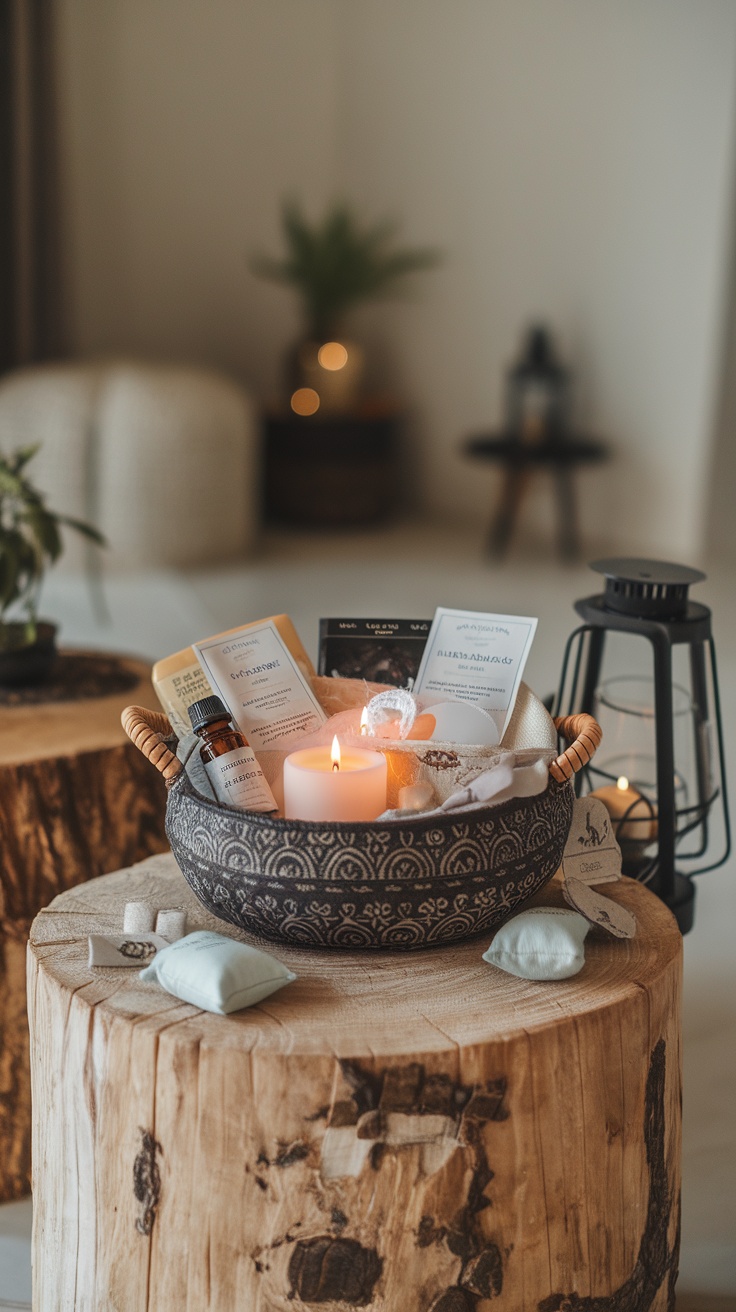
482, 908, 589, 981
140, 930, 296, 1014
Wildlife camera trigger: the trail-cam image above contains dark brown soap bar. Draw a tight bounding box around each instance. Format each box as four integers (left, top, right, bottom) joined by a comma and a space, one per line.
318, 619, 431, 687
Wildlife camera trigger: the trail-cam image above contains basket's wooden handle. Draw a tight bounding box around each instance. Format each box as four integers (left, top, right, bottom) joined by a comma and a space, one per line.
550, 713, 602, 783
121, 705, 182, 782
122, 704, 600, 787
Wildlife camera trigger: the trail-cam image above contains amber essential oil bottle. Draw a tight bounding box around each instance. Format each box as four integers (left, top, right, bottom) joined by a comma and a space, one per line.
188, 696, 277, 813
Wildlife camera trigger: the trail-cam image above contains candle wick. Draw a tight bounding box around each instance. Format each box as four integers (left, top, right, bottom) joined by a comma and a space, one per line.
332, 761, 339, 773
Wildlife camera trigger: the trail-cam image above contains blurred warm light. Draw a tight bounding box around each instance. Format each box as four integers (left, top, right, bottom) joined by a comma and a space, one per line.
318, 341, 349, 371
617, 776, 630, 791
291, 387, 320, 416
331, 735, 341, 771
360, 707, 368, 736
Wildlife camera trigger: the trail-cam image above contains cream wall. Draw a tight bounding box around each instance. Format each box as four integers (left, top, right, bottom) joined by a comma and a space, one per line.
55, 0, 339, 398
333, 0, 736, 557
54, 1, 736, 558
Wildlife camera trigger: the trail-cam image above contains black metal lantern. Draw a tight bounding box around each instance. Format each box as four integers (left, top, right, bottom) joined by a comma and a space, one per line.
506, 325, 571, 443
555, 557, 731, 933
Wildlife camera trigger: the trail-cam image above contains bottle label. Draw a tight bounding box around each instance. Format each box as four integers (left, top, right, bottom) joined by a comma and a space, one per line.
204, 747, 277, 813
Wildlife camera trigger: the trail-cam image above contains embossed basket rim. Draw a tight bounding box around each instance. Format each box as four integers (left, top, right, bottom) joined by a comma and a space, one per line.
166, 735, 571, 836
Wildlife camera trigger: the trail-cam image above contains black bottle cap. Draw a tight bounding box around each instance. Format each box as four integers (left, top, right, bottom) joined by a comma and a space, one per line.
188, 695, 231, 731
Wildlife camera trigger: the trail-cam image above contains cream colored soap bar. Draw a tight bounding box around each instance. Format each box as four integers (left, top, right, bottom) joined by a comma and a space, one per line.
153, 615, 316, 739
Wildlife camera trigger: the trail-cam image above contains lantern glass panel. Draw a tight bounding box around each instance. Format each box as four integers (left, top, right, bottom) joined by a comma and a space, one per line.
592, 676, 694, 821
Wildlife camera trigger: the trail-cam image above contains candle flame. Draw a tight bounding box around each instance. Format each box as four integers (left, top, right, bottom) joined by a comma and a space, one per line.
331, 735, 341, 772
360, 707, 368, 736
617, 776, 630, 791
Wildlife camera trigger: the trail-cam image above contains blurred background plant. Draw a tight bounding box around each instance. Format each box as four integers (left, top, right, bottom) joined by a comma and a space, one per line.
0, 445, 104, 652
251, 199, 442, 342
252, 200, 442, 414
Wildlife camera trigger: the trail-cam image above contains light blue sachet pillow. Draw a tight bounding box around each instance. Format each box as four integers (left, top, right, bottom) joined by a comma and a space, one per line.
140, 930, 296, 1014
482, 908, 590, 981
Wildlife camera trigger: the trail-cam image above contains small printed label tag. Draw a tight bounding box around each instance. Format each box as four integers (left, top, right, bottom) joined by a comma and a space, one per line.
562, 877, 637, 939
88, 933, 170, 968
563, 797, 622, 886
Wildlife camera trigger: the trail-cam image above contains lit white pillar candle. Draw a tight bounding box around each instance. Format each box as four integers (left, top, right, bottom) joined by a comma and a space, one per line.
283, 736, 387, 822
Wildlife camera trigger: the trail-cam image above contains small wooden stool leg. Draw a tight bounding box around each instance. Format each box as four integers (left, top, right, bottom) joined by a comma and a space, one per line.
554, 462, 580, 560
488, 463, 527, 556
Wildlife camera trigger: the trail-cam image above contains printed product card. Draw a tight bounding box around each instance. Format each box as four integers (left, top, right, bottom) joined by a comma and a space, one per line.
194, 620, 326, 750
157, 661, 214, 739
413, 607, 538, 739
318, 618, 431, 687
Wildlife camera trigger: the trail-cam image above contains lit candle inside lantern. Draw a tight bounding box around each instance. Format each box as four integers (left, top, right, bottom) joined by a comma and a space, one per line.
360, 707, 368, 736
589, 775, 658, 844
283, 735, 387, 822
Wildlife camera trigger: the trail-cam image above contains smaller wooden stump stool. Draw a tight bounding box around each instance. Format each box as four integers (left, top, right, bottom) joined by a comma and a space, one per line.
29, 854, 682, 1312
462, 432, 610, 559
0, 653, 168, 1201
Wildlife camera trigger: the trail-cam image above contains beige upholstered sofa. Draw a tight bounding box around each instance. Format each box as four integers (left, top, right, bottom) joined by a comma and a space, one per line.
0, 360, 259, 570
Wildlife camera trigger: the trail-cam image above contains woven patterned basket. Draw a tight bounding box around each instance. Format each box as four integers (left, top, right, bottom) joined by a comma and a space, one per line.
123, 706, 601, 950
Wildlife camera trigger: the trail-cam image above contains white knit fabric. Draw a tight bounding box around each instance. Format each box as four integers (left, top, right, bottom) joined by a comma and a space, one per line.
0, 360, 259, 570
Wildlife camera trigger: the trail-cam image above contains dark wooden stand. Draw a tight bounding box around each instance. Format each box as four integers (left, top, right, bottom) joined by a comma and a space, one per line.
463, 432, 609, 558
263, 402, 401, 527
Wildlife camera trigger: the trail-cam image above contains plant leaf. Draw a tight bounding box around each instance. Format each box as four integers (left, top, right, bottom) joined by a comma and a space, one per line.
0, 530, 40, 617
56, 514, 107, 546
0, 465, 26, 497
21, 508, 63, 562
251, 200, 442, 337
8, 445, 41, 474
0, 544, 19, 608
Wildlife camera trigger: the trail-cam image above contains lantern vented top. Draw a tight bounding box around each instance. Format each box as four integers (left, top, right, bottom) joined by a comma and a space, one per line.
590, 558, 706, 619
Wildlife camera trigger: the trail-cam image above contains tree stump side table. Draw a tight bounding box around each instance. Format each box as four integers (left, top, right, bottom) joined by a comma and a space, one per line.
0, 652, 168, 1201
28, 854, 682, 1312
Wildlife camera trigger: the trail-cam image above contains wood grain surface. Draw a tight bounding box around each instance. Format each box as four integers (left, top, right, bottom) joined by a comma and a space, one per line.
0, 654, 168, 1201
28, 854, 682, 1311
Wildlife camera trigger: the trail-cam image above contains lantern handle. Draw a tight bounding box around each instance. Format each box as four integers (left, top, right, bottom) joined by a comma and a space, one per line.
550, 714, 602, 783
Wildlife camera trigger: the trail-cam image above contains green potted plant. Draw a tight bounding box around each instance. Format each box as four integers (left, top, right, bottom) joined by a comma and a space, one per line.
0, 444, 105, 685
252, 200, 441, 413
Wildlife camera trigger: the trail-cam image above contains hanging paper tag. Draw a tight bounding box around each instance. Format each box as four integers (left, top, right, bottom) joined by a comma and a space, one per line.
562, 877, 637, 939
562, 797, 622, 887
